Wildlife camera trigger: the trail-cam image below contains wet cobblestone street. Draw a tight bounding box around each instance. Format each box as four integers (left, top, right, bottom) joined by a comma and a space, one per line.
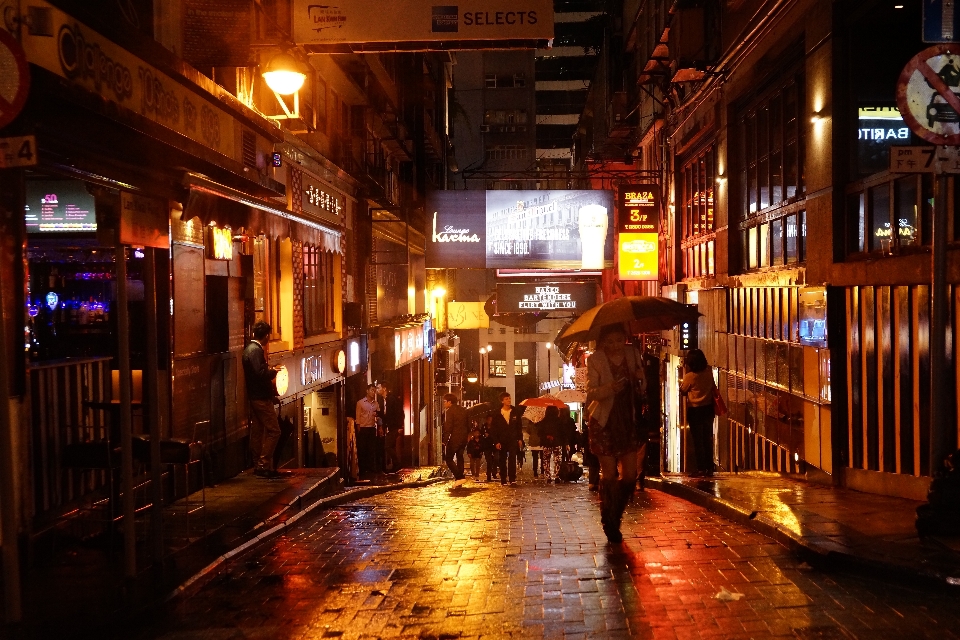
140, 477, 960, 639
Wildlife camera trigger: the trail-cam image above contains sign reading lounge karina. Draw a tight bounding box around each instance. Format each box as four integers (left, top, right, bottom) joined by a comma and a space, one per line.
425, 190, 615, 269
496, 282, 598, 313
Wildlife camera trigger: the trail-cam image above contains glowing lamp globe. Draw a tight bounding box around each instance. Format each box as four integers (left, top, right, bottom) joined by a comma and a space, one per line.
263, 53, 306, 95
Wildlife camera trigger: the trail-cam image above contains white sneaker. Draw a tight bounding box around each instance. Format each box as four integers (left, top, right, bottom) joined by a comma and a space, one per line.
452, 478, 467, 488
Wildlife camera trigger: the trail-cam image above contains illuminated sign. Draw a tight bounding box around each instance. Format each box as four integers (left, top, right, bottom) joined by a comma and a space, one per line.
45, 292, 59, 311
392, 325, 425, 369
496, 282, 597, 313
25, 180, 97, 232
293, 0, 554, 48
209, 226, 234, 260
304, 183, 342, 217
679, 306, 698, 350
618, 185, 660, 233
301, 355, 322, 386
425, 190, 615, 269
332, 350, 347, 374
618, 233, 659, 280
121, 191, 169, 249
858, 106, 911, 174
446, 301, 490, 329
275, 365, 290, 395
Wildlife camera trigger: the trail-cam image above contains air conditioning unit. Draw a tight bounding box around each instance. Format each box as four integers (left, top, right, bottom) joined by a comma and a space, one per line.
480, 124, 491, 132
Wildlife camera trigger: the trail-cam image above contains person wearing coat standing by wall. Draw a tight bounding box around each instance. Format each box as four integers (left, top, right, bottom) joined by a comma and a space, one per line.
679, 349, 716, 476
378, 383, 404, 472
442, 394, 470, 488
489, 392, 524, 485
242, 322, 284, 479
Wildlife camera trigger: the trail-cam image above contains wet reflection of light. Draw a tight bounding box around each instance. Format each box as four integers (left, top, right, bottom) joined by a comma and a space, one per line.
758, 487, 803, 536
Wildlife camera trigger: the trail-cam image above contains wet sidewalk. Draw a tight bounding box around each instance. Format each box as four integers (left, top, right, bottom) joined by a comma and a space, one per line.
2, 466, 444, 639
651, 472, 960, 587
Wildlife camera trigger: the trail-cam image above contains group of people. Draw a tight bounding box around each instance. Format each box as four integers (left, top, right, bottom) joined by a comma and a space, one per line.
354, 383, 405, 476
442, 392, 582, 488
440, 324, 718, 546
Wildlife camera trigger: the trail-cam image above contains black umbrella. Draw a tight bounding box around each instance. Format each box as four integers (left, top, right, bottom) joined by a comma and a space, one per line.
558, 296, 700, 343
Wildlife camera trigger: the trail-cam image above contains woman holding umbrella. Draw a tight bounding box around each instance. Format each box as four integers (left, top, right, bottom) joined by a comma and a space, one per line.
585, 324, 646, 543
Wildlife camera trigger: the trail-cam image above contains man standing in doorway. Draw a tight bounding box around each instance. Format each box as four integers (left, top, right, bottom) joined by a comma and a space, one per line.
355, 384, 380, 477
442, 393, 469, 488
378, 383, 404, 472
242, 322, 283, 479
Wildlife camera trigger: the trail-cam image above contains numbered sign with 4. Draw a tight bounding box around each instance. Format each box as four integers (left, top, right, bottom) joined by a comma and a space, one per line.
0, 135, 37, 169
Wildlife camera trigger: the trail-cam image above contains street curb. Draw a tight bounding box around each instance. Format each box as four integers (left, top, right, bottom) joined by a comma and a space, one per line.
164, 474, 446, 604
647, 477, 960, 590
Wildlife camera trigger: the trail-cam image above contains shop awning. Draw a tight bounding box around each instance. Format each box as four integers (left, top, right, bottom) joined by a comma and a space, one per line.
182, 173, 342, 253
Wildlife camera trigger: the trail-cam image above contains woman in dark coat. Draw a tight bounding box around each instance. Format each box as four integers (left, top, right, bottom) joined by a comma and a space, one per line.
538, 406, 560, 483
585, 324, 646, 543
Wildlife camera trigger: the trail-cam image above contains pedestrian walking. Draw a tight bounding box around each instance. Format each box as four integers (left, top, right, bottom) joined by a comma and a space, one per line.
355, 384, 380, 477
489, 392, 524, 485
527, 418, 542, 479
466, 428, 484, 479
480, 419, 497, 482
538, 406, 560, 483
679, 349, 716, 477
242, 322, 285, 479
585, 324, 646, 543
442, 393, 469, 488
559, 410, 577, 463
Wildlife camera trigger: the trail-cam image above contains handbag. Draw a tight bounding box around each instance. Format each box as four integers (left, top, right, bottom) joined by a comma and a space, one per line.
713, 389, 728, 416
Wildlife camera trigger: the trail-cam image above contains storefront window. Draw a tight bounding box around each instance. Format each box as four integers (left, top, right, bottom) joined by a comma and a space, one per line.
253, 235, 270, 325
303, 244, 336, 336
514, 358, 529, 375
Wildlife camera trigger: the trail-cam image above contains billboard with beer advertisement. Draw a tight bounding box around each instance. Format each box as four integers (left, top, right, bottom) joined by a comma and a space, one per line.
426, 190, 615, 269
617, 185, 660, 281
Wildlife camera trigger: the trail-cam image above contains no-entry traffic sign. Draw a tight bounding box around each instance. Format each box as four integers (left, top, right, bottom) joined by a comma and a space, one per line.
0, 29, 30, 130
897, 44, 960, 146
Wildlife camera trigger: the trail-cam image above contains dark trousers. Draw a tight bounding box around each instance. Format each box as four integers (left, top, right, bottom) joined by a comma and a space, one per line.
688, 404, 716, 473
498, 447, 518, 484
485, 450, 497, 480
530, 449, 541, 476
445, 445, 465, 480
249, 399, 281, 472
356, 426, 378, 475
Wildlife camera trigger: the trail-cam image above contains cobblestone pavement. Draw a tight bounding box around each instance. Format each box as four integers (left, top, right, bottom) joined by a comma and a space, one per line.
140, 475, 960, 640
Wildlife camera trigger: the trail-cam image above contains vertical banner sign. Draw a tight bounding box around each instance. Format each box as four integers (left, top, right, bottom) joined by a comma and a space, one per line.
617, 185, 660, 280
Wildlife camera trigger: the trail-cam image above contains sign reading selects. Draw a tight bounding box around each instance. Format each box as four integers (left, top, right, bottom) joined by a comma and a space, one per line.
426, 190, 615, 269
293, 0, 554, 47
496, 282, 597, 313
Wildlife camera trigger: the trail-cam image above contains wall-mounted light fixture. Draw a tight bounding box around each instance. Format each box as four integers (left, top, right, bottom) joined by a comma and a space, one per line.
810, 110, 828, 124
262, 52, 308, 120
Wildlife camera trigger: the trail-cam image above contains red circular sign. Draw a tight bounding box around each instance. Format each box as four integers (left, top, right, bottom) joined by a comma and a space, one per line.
896, 44, 960, 146
0, 29, 31, 130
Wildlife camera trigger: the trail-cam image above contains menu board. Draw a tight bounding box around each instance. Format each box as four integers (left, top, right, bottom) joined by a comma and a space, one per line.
25, 180, 97, 232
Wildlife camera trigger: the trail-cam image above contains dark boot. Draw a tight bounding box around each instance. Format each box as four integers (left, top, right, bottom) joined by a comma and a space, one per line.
599, 480, 623, 543
614, 479, 635, 529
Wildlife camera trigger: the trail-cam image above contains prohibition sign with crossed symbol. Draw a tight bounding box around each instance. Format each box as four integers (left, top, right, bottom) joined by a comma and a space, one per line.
897, 43, 960, 146
0, 28, 31, 130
